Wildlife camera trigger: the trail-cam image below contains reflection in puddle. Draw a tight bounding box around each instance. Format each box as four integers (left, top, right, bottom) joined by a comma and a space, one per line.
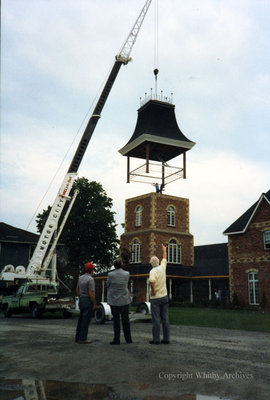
0, 379, 112, 400
197, 396, 231, 400
0, 378, 232, 400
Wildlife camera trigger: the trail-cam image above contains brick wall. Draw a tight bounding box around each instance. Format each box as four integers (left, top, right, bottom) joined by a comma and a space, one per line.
228, 198, 270, 307
121, 192, 194, 267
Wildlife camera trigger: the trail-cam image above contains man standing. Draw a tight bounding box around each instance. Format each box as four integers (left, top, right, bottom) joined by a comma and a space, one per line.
149, 243, 170, 344
75, 262, 98, 344
107, 258, 132, 345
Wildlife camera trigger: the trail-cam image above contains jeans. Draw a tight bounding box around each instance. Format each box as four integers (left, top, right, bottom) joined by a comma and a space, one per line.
110, 304, 132, 343
150, 295, 170, 342
75, 297, 93, 341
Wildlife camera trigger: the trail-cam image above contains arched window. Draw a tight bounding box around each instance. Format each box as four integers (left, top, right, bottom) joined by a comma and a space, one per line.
130, 239, 141, 263
167, 206, 176, 226
135, 206, 142, 227
248, 272, 259, 305
263, 230, 270, 250
167, 239, 181, 264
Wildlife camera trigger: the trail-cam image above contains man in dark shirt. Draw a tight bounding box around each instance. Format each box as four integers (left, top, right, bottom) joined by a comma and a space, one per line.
75, 262, 98, 344
107, 258, 132, 345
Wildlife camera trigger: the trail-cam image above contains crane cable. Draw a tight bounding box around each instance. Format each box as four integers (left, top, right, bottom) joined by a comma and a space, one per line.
26, 62, 115, 231
153, 0, 159, 96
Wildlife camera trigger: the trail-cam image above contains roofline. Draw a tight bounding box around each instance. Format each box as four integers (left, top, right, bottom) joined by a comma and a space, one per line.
0, 240, 38, 244
118, 133, 195, 156
223, 193, 270, 235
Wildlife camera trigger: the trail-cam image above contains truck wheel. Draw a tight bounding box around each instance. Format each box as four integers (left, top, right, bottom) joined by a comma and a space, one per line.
4, 306, 12, 318
31, 304, 40, 318
95, 304, 106, 324
136, 302, 150, 314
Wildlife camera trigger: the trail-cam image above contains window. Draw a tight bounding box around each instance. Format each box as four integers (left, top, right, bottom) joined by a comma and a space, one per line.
248, 272, 259, 305
167, 206, 176, 226
167, 239, 181, 264
263, 231, 270, 250
135, 206, 142, 227
130, 239, 141, 263
26, 285, 37, 293
16, 286, 24, 296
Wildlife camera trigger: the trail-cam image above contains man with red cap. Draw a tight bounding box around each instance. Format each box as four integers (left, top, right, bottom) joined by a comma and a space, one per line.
75, 262, 98, 344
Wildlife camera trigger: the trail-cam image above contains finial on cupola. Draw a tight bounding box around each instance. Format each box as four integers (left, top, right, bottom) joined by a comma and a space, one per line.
153, 68, 159, 95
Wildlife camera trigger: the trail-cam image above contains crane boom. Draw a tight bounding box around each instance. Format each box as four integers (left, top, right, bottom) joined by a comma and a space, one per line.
25, 0, 152, 279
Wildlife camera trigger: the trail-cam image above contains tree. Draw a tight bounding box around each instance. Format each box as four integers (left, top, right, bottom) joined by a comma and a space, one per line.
36, 177, 119, 289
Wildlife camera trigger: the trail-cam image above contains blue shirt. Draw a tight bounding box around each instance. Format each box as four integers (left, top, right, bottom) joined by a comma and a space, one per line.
77, 273, 95, 297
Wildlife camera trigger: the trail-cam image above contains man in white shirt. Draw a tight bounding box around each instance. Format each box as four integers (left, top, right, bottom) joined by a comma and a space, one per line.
149, 243, 170, 344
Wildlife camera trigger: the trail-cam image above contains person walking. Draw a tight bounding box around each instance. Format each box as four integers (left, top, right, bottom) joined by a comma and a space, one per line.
75, 262, 98, 344
149, 243, 170, 344
107, 258, 132, 345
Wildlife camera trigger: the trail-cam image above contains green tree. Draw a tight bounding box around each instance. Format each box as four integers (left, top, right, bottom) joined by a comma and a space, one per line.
36, 178, 119, 289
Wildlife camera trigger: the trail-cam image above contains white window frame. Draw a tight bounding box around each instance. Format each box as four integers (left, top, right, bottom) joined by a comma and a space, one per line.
248, 272, 259, 305
130, 239, 141, 263
135, 206, 142, 227
167, 239, 181, 264
263, 230, 270, 250
167, 206, 176, 227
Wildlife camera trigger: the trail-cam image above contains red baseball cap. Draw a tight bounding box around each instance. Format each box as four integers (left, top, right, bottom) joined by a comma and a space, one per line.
84, 262, 95, 272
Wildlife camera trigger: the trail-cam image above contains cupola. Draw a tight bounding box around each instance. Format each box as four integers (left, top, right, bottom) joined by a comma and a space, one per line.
119, 93, 195, 188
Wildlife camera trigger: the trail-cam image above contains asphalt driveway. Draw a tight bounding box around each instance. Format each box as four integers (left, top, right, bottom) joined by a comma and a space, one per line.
0, 314, 269, 400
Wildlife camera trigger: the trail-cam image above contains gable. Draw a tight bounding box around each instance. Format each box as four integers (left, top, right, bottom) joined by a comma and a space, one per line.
223, 189, 270, 235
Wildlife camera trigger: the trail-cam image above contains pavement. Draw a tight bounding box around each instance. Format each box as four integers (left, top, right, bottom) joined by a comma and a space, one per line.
0, 314, 270, 400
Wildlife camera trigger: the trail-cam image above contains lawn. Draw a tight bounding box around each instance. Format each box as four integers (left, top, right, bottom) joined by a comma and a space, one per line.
168, 306, 270, 333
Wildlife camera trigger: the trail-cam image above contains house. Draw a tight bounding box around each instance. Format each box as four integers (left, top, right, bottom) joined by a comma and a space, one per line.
223, 190, 270, 307
0, 222, 39, 271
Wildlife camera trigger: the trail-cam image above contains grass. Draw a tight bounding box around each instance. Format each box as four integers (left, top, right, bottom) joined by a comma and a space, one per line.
168, 306, 270, 333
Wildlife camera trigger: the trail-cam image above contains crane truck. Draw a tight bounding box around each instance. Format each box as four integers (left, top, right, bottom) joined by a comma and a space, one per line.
0, 1, 152, 316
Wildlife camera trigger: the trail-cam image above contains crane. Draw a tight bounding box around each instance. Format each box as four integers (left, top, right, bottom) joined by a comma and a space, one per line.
1, 0, 152, 285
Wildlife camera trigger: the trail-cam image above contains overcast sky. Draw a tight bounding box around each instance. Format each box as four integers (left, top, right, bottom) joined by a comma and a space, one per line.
1, 0, 269, 246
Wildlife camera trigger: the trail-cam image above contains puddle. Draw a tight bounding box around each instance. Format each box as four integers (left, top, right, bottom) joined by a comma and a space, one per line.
0, 378, 232, 400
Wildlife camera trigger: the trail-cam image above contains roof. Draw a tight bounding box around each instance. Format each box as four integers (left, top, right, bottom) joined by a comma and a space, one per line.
223, 189, 270, 235
119, 99, 195, 162
95, 243, 228, 279
192, 243, 228, 276
0, 222, 39, 244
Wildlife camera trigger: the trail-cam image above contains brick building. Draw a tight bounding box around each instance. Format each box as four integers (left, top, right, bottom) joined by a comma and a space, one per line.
120, 192, 193, 303
223, 189, 270, 307
116, 192, 229, 304
121, 192, 194, 266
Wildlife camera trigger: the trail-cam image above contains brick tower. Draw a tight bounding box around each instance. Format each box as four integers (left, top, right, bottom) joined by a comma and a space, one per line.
120, 192, 194, 303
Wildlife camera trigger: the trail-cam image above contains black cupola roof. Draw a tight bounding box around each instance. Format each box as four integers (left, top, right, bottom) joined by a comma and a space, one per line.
119, 99, 195, 162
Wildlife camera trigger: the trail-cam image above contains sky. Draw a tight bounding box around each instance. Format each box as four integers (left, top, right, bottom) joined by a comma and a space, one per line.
1, 0, 270, 247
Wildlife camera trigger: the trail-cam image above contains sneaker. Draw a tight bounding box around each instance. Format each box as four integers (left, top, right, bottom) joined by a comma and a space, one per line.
161, 340, 170, 344
149, 341, 160, 344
